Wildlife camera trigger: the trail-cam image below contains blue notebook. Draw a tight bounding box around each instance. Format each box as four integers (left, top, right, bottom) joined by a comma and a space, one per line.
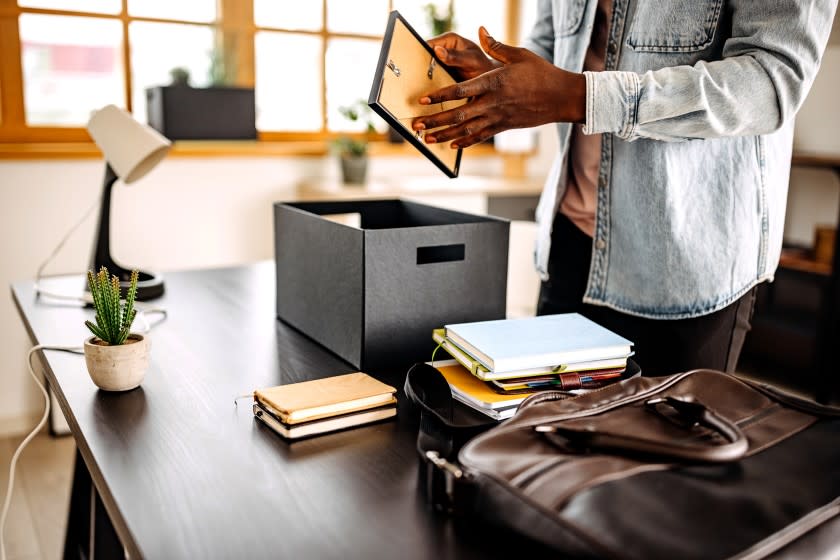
444, 313, 633, 374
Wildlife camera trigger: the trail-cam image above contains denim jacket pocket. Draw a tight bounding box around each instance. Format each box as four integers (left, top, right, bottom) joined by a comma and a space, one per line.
626, 0, 723, 52
554, 0, 587, 36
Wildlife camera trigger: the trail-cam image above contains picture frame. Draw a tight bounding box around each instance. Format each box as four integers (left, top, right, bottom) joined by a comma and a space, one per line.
368, 11, 466, 178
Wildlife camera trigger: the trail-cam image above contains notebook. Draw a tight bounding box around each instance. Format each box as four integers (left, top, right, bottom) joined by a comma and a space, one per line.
253, 402, 396, 440
432, 328, 628, 380
253, 372, 397, 425
433, 361, 528, 410
444, 314, 633, 374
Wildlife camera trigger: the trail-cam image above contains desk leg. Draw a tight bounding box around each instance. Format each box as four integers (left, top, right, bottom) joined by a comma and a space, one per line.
63, 449, 123, 560
63, 449, 90, 560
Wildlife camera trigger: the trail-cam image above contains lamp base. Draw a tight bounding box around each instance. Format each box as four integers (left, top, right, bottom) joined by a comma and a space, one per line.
86, 268, 165, 301
131, 270, 165, 301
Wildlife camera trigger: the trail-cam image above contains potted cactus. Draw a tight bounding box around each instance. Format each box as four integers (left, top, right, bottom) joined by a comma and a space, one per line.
83, 267, 149, 391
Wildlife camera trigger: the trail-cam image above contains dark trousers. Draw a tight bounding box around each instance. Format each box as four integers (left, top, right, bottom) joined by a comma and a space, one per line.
537, 213, 757, 377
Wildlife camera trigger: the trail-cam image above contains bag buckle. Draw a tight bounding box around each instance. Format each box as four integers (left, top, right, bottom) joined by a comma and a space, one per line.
423, 451, 463, 513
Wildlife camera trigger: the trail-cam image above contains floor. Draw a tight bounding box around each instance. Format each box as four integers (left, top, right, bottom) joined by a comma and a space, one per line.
0, 431, 75, 560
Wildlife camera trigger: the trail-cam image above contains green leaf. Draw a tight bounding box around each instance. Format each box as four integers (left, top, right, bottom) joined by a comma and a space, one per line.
121, 270, 139, 333
85, 320, 107, 342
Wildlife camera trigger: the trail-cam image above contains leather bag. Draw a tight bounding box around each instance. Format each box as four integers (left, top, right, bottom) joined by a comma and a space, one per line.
405, 365, 840, 559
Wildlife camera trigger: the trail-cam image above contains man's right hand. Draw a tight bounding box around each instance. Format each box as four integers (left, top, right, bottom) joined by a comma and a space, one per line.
428, 32, 501, 80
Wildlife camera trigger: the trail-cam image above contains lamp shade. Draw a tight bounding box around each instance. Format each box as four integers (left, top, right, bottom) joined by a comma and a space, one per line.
87, 104, 171, 184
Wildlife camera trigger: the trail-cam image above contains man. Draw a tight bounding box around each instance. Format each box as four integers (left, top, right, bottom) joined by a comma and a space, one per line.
412, 0, 838, 375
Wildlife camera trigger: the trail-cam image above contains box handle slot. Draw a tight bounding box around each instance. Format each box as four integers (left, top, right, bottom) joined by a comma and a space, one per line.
417, 244, 465, 265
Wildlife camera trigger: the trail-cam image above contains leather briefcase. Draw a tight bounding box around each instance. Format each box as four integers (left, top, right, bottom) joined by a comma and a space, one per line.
405, 365, 840, 559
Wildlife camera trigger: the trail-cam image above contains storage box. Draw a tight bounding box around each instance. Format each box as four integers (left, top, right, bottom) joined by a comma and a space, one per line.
145, 86, 257, 140
274, 200, 509, 370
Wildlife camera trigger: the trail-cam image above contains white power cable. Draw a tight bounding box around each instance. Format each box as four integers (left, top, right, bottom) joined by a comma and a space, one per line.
35, 195, 101, 287
0, 344, 83, 560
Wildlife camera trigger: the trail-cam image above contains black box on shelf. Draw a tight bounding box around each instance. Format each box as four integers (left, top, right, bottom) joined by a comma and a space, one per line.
273, 199, 510, 370
145, 86, 257, 140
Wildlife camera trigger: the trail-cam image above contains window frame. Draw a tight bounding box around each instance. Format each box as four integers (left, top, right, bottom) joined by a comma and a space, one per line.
0, 0, 521, 153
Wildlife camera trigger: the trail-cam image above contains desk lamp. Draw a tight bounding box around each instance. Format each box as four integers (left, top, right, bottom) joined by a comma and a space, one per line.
86, 104, 171, 300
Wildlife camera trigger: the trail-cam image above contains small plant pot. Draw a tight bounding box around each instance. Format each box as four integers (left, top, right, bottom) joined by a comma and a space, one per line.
84, 334, 150, 391
340, 155, 368, 185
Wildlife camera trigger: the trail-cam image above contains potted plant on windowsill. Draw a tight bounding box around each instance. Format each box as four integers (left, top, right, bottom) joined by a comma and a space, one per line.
83, 267, 149, 391
334, 100, 378, 185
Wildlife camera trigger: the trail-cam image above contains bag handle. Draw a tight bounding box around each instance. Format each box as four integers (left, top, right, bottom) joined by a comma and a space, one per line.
404, 362, 497, 459
404, 363, 497, 512
536, 396, 749, 463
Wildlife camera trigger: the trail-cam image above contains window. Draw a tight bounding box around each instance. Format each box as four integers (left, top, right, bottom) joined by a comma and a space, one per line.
0, 0, 518, 147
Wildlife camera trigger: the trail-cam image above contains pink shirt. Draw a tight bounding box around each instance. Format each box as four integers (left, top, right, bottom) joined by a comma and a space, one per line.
559, 0, 613, 238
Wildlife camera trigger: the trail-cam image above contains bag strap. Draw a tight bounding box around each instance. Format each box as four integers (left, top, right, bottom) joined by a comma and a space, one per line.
536, 395, 750, 463
404, 362, 497, 512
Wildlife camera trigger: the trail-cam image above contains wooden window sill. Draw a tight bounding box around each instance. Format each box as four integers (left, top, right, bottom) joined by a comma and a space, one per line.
0, 140, 499, 160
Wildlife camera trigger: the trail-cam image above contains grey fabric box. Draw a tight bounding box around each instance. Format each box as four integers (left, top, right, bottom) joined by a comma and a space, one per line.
274, 200, 509, 370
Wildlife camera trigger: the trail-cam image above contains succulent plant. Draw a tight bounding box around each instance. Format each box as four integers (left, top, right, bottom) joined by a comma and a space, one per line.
334, 100, 378, 157
85, 267, 139, 345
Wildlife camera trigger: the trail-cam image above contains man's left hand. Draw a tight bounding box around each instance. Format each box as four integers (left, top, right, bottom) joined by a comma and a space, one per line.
412, 27, 586, 149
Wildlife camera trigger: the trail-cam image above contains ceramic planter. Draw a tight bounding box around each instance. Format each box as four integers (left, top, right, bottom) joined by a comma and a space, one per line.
340, 155, 368, 185
84, 334, 149, 391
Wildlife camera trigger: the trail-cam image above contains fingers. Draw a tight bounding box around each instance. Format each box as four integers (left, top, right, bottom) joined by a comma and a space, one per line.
419, 72, 502, 105
452, 123, 503, 149
412, 103, 477, 132
426, 116, 491, 148
478, 26, 522, 64
427, 32, 473, 55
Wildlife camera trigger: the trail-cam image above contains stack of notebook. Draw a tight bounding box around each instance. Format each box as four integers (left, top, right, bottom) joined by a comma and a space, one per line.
252, 372, 397, 439
432, 313, 633, 420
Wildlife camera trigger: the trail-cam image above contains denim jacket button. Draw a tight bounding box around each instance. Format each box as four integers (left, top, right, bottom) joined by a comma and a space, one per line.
595, 239, 606, 250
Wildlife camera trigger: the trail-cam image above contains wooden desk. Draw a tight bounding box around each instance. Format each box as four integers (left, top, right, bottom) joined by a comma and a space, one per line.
12, 263, 553, 559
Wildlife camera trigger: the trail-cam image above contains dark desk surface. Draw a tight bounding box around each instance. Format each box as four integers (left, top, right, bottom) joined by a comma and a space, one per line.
12, 262, 552, 559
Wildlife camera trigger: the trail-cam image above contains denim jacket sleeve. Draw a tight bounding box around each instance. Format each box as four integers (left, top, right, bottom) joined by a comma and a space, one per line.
583, 0, 839, 141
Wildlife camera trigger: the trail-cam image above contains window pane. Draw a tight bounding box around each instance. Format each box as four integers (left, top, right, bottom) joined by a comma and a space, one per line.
390, 0, 434, 38
326, 0, 388, 36
453, 0, 506, 43
18, 0, 120, 15
130, 22, 214, 124
390, 1, 508, 42
19, 14, 124, 126
255, 31, 321, 131
254, 0, 322, 31
325, 38, 380, 132
128, 0, 216, 23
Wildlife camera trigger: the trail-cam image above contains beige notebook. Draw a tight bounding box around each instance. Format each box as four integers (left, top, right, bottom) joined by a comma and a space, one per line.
254, 372, 397, 425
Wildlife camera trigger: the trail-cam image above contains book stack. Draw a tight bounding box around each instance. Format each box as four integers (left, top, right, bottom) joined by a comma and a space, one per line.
252, 372, 397, 439
432, 313, 634, 420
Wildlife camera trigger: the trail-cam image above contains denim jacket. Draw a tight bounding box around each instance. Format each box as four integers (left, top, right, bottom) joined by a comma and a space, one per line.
526, 0, 837, 319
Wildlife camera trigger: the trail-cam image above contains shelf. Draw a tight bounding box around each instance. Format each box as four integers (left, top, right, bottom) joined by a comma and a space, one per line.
779, 248, 832, 276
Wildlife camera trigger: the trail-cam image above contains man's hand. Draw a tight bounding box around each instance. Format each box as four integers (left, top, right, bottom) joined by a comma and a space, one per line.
413, 27, 586, 149
428, 32, 500, 80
